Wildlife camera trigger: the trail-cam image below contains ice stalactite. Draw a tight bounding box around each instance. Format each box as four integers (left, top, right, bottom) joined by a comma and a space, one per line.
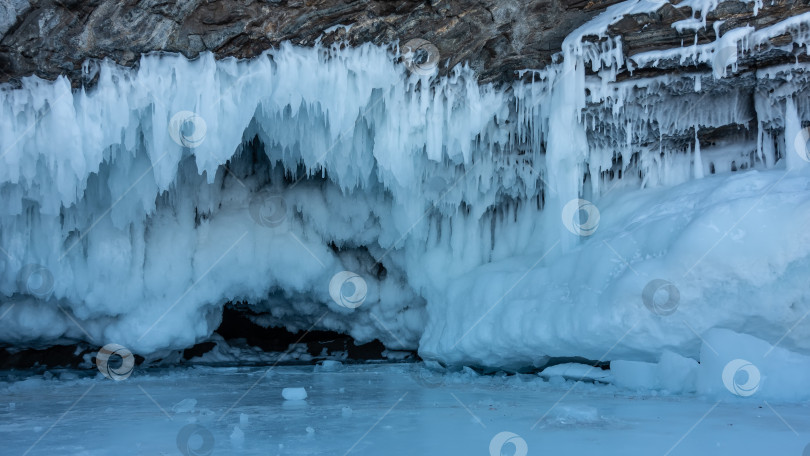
693, 127, 704, 179
784, 96, 810, 172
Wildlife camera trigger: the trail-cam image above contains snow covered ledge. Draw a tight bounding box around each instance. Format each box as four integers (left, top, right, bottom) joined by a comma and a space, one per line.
1, 1, 810, 372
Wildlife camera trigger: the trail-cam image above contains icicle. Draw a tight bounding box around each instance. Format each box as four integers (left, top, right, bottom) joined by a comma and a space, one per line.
545, 48, 590, 251
694, 126, 704, 179
757, 120, 765, 166
784, 96, 808, 170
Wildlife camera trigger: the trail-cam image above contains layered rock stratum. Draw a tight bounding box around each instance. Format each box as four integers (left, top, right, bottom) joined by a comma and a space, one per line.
1, 0, 807, 85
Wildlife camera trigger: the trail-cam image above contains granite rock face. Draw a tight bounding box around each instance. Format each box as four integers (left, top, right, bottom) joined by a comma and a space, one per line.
1, 0, 806, 86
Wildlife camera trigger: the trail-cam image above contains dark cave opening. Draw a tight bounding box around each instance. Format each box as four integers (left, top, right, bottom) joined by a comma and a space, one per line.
188, 304, 411, 363
0, 304, 416, 372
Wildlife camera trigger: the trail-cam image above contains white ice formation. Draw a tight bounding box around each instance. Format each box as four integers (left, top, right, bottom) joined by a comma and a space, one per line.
1, 0, 810, 375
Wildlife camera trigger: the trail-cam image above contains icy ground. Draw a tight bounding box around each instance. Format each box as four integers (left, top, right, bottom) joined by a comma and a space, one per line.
2, 363, 810, 456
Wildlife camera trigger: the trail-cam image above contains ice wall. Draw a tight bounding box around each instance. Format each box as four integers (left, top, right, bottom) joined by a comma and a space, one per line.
1, 0, 810, 370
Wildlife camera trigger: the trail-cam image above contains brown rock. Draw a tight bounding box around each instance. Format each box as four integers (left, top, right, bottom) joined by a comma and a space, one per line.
0, 0, 807, 87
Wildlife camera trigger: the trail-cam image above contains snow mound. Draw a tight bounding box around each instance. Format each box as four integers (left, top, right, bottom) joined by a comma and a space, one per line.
611, 351, 697, 393
421, 169, 810, 367
282, 387, 308, 401
605, 328, 810, 401
697, 328, 810, 401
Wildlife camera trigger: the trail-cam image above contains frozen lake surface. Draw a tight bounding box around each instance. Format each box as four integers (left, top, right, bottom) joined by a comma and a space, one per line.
2, 363, 810, 455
